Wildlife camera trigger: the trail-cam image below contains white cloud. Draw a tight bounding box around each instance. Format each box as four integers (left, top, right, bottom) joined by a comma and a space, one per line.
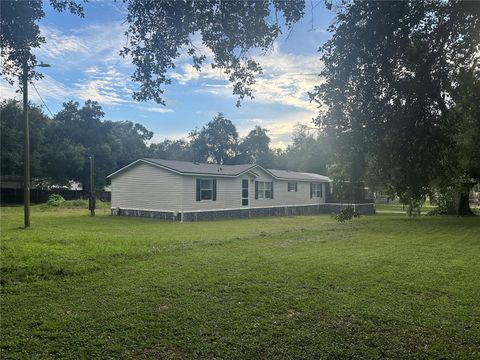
146, 107, 174, 113
1, 66, 133, 106
0, 81, 19, 100
73, 66, 131, 104
1, 74, 70, 102
35, 26, 89, 63
251, 45, 322, 111
170, 42, 322, 111
26, 22, 135, 106
235, 109, 318, 149
36, 22, 130, 67
171, 63, 228, 85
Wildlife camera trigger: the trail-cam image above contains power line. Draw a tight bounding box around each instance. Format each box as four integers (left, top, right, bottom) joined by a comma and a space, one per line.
30, 81, 54, 117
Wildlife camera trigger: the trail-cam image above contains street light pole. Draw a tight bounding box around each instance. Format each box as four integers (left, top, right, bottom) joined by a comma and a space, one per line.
22, 59, 30, 228
22, 60, 50, 228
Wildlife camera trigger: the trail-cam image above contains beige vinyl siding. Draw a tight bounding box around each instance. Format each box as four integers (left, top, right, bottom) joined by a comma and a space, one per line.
111, 162, 327, 212
250, 168, 325, 207
111, 162, 183, 211
181, 175, 250, 211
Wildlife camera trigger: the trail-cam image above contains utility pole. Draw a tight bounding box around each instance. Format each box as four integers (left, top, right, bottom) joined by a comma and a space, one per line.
22, 59, 30, 228
89, 155, 95, 216
22, 60, 50, 228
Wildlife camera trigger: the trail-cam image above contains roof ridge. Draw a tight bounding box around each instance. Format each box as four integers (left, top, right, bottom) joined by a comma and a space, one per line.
109, 158, 330, 181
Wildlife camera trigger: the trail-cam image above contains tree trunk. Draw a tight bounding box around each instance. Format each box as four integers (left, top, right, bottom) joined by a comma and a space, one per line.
406, 200, 421, 217
451, 183, 475, 216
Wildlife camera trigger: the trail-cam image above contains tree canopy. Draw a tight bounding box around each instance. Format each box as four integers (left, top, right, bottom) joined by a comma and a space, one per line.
311, 0, 480, 214
1, 97, 333, 191
189, 113, 239, 164
0, 0, 84, 84
0, 99, 153, 190
237, 126, 274, 167
121, 0, 305, 106
0, 99, 49, 178
1, 0, 305, 106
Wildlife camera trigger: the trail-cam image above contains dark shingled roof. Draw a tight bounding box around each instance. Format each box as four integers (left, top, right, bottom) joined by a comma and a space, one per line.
109, 158, 331, 182
267, 169, 331, 182
142, 158, 255, 176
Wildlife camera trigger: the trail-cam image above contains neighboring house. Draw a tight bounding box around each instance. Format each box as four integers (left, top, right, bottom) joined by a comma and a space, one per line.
108, 158, 373, 221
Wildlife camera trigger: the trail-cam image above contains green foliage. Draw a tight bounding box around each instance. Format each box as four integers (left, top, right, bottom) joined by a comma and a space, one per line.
0, 0, 83, 86
121, 0, 305, 106
1, 207, 479, 358
0, 99, 153, 189
0, 100, 49, 178
428, 192, 454, 216
189, 113, 239, 164
45, 194, 65, 207
148, 138, 194, 162
65, 199, 88, 208
274, 124, 331, 174
333, 206, 360, 223
311, 1, 480, 213
2, 98, 323, 190
40, 198, 111, 210
237, 126, 274, 166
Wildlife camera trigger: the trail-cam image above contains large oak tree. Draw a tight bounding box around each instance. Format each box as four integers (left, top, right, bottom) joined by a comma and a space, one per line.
311, 0, 480, 215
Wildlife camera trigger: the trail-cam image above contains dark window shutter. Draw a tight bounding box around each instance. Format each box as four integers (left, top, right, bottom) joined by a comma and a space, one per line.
295, 183, 298, 192
271, 182, 274, 199
196, 179, 201, 201
320, 183, 323, 197
212, 179, 217, 201
310, 183, 313, 198
255, 181, 258, 199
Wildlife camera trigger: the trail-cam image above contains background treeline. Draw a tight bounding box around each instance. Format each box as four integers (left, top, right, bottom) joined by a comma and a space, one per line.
1, 99, 330, 190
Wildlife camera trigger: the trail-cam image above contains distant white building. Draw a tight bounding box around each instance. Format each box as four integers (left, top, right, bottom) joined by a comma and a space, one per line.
108, 158, 373, 221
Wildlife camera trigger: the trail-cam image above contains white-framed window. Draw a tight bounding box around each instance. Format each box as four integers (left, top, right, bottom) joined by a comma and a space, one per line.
256, 181, 273, 199
311, 183, 322, 198
196, 179, 216, 201
242, 179, 249, 206
200, 179, 213, 200
288, 182, 297, 192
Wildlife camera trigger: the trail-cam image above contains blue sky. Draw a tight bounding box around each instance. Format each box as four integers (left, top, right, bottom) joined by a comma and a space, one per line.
1, 1, 335, 148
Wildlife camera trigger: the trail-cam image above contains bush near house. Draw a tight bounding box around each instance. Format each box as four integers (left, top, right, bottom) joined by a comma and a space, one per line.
45, 194, 65, 207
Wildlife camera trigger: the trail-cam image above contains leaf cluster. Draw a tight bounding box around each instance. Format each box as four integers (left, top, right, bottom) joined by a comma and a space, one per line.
121, 0, 305, 105
0, 0, 84, 85
333, 206, 360, 223
311, 1, 480, 205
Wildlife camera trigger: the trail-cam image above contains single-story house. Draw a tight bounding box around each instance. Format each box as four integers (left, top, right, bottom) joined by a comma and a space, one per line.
107, 158, 373, 221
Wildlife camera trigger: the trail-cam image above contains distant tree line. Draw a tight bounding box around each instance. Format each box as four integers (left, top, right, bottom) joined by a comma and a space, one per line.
0, 99, 330, 191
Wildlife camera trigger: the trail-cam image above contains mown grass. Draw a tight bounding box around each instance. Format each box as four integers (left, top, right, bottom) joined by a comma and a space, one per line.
374, 203, 436, 213
1, 206, 479, 359
37, 198, 111, 211
375, 202, 480, 215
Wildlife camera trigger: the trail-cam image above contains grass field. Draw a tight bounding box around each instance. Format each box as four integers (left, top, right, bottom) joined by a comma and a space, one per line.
1, 206, 479, 359
374, 203, 437, 213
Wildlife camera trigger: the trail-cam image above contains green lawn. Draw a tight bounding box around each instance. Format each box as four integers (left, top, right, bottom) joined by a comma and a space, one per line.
1, 207, 479, 359
374, 203, 437, 213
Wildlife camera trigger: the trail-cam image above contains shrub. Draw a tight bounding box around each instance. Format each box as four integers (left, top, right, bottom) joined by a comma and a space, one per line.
428, 191, 453, 215
66, 199, 88, 208
333, 206, 360, 223
46, 194, 65, 207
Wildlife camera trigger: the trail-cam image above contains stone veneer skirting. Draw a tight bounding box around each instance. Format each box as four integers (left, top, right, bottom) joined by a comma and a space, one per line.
111, 203, 375, 221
